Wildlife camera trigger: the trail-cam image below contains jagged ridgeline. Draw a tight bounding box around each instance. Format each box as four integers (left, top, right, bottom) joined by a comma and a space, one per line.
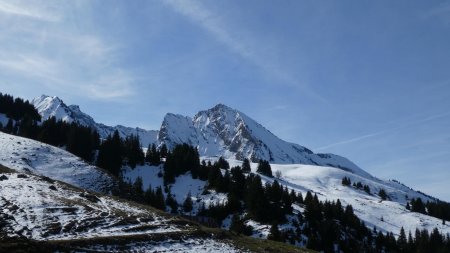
31, 95, 369, 177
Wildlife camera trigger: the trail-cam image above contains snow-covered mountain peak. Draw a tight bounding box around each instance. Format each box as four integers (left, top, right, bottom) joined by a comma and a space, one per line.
31, 95, 158, 146
31, 96, 369, 177
159, 104, 369, 177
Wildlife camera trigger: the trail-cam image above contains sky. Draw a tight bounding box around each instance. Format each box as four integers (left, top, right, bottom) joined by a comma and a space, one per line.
0, 0, 450, 201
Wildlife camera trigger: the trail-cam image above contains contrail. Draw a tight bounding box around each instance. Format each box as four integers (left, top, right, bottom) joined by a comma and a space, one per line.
315, 111, 450, 151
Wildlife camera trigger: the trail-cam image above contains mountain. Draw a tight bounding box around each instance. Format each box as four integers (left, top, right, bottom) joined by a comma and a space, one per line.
158, 104, 370, 177
32, 96, 367, 176
31, 95, 158, 147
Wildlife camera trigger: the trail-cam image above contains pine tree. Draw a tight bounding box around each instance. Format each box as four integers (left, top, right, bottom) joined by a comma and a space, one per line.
398, 227, 407, 252
379, 189, 388, 200
257, 160, 273, 177
268, 223, 282, 241
242, 158, 251, 173
154, 186, 166, 210
145, 144, 152, 164
160, 144, 168, 158
183, 192, 193, 213
342, 177, 351, 186
5, 119, 14, 134
151, 143, 160, 165
166, 191, 178, 214
144, 185, 155, 206
356, 182, 363, 189
97, 130, 123, 176
215, 157, 230, 170
230, 214, 244, 234
363, 184, 371, 194
124, 134, 144, 168
132, 176, 144, 201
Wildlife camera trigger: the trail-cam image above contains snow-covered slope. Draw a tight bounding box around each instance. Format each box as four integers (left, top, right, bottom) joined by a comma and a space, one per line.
31, 95, 158, 146
0, 172, 182, 240
159, 104, 368, 177
0, 170, 256, 253
223, 159, 450, 236
0, 131, 115, 193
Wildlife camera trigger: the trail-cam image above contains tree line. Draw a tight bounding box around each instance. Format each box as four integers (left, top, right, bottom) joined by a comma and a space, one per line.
408, 197, 450, 224
0, 93, 40, 122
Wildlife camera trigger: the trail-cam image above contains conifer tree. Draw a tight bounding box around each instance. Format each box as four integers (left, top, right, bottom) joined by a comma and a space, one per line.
379, 189, 388, 200
160, 144, 168, 158
242, 158, 251, 173
97, 130, 123, 176
256, 159, 273, 177
230, 214, 252, 235
398, 227, 407, 252
132, 176, 144, 201
166, 191, 178, 214
145, 144, 152, 163
144, 185, 155, 206
215, 156, 230, 170
363, 185, 371, 194
183, 192, 193, 213
154, 186, 166, 210
268, 223, 282, 241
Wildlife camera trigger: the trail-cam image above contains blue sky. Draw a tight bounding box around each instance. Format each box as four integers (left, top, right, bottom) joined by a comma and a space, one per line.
1, 0, 450, 200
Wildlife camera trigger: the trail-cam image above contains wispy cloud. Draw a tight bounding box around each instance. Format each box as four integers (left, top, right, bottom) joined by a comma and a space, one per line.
316, 112, 450, 151
85, 70, 135, 100
164, 0, 325, 102
0, 1, 135, 100
0, 0, 60, 21
0, 54, 67, 86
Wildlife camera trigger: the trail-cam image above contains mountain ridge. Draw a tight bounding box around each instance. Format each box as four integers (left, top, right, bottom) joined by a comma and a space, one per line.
32, 95, 368, 177
31, 95, 158, 147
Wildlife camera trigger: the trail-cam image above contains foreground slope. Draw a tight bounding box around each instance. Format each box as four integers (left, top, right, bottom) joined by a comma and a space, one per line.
0, 165, 312, 253
0, 131, 115, 193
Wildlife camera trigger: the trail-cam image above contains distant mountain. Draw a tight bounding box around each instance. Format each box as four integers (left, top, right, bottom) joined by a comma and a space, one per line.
31, 95, 158, 147
32, 95, 367, 176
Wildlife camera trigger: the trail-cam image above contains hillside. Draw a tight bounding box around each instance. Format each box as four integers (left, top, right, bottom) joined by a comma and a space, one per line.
0, 131, 115, 193
123, 157, 450, 240
233, 160, 450, 236
0, 165, 313, 253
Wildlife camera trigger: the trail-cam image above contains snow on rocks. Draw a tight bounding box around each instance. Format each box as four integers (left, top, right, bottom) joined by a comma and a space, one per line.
73, 238, 249, 253
0, 172, 185, 240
